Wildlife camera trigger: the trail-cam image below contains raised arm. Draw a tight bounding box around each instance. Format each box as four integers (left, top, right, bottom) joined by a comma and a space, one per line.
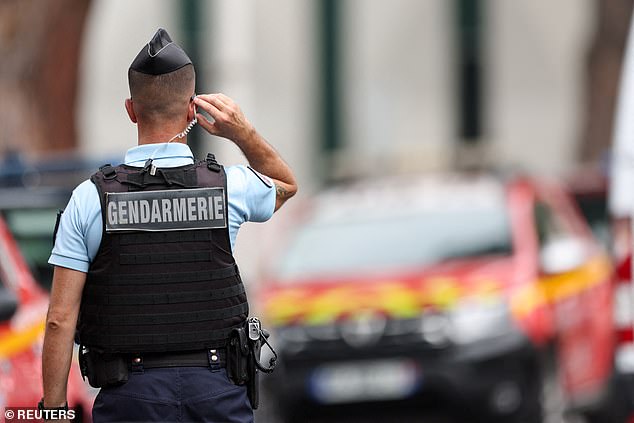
194, 93, 297, 211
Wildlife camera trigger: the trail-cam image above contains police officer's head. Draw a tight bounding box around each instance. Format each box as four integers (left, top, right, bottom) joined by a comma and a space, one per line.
125, 29, 195, 127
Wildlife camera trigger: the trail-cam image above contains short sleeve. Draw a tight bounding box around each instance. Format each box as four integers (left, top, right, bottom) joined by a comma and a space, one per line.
48, 180, 103, 273
226, 165, 275, 225
48, 194, 90, 272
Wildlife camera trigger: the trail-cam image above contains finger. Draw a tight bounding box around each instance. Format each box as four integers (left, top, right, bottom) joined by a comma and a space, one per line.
196, 95, 228, 117
194, 97, 223, 119
215, 93, 234, 106
194, 93, 216, 103
210, 93, 232, 107
195, 93, 228, 109
207, 94, 230, 112
196, 113, 220, 135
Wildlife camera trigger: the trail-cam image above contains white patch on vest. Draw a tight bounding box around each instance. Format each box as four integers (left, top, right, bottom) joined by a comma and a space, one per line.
214, 196, 224, 220
118, 201, 128, 224
151, 200, 162, 223
187, 197, 196, 221
197, 197, 208, 221
105, 188, 227, 232
128, 201, 139, 224
107, 201, 118, 225
140, 200, 151, 223
162, 199, 172, 222
174, 198, 186, 222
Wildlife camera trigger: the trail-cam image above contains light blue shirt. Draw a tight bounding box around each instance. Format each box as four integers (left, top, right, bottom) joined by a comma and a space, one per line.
48, 143, 275, 273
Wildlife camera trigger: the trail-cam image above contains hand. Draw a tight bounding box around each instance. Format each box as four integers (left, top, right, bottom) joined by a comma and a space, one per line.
194, 93, 255, 146
195, 92, 298, 212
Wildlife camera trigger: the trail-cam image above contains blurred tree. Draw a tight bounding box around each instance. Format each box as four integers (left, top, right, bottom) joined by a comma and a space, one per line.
0, 0, 91, 156
581, 0, 633, 162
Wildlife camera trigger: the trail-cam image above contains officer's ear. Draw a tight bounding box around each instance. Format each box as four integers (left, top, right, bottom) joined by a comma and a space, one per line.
125, 98, 138, 124
187, 97, 196, 122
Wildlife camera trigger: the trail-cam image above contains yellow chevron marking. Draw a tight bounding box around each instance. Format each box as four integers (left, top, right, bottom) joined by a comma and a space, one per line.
539, 255, 612, 304
264, 255, 613, 326
0, 321, 45, 359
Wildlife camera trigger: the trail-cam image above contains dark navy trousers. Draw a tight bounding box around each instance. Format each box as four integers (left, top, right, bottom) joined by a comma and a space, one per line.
92, 364, 253, 423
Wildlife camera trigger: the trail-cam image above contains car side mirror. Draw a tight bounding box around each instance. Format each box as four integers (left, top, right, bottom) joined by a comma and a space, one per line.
539, 237, 587, 275
0, 287, 18, 322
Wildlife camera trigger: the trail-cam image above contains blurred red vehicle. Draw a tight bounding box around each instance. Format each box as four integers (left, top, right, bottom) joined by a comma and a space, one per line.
0, 213, 93, 420
259, 174, 619, 423
566, 165, 634, 423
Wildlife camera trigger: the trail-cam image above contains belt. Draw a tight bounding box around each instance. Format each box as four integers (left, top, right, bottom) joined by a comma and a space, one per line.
129, 349, 226, 369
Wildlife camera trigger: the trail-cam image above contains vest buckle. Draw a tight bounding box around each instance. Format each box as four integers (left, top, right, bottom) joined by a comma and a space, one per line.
99, 164, 117, 180
206, 153, 221, 172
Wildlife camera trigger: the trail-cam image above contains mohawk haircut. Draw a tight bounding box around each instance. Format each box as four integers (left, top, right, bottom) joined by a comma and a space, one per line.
128, 64, 195, 122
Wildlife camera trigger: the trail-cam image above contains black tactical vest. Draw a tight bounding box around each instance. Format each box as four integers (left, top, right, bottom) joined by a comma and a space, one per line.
78, 154, 248, 354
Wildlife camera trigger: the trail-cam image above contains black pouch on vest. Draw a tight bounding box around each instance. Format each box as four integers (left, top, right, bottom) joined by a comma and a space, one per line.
79, 346, 129, 388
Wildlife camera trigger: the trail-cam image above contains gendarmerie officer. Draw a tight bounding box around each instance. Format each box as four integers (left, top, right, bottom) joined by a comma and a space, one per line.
41, 28, 297, 422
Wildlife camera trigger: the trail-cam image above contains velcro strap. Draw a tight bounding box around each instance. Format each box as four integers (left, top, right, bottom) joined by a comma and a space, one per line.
89, 264, 240, 286
122, 169, 199, 189
119, 230, 212, 246
122, 172, 146, 189
84, 283, 245, 306
158, 169, 198, 187
83, 324, 243, 351
83, 302, 248, 326
120, 251, 212, 265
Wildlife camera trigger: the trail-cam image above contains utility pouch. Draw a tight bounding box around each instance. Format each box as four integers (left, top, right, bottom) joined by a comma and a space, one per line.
79, 345, 129, 388
226, 317, 278, 410
246, 318, 262, 409
226, 326, 249, 385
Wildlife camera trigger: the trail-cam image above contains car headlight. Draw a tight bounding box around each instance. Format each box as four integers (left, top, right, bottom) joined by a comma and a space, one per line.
449, 300, 515, 345
419, 313, 452, 347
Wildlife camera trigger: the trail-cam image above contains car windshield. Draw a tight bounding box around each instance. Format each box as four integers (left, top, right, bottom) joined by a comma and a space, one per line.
277, 202, 513, 281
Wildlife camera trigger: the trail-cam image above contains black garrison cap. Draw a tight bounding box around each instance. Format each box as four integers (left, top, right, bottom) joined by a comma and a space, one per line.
129, 28, 192, 75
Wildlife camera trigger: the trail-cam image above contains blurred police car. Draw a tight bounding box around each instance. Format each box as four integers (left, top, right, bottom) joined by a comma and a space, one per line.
259, 174, 617, 423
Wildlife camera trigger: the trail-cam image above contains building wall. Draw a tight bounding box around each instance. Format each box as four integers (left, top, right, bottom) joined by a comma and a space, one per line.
78, 0, 597, 176
335, 0, 594, 176
78, 0, 177, 158
486, 0, 594, 174
340, 0, 454, 175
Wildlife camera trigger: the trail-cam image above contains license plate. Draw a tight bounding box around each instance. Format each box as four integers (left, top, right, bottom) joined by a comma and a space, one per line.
309, 359, 421, 404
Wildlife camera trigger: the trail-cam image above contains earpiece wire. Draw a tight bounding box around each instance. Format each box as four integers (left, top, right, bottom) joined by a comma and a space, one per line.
146, 95, 198, 171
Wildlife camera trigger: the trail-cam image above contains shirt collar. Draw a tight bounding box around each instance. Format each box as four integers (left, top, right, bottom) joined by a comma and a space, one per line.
124, 143, 195, 167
